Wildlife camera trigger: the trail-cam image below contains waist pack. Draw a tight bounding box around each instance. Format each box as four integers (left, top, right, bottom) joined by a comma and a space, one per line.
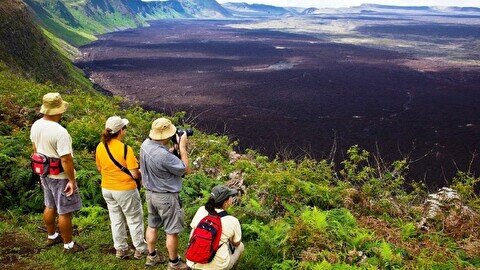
185, 211, 228, 264
31, 153, 63, 177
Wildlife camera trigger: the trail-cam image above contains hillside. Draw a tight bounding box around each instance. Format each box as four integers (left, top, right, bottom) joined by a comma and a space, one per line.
21, 0, 230, 51
0, 1, 479, 270
177, 0, 231, 17
223, 2, 292, 17
0, 0, 88, 85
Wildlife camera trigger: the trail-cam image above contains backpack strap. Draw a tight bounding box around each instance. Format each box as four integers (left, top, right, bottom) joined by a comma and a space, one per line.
104, 142, 133, 178
217, 210, 228, 218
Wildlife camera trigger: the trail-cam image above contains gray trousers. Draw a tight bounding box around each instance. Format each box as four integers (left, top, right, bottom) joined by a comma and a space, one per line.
102, 188, 147, 252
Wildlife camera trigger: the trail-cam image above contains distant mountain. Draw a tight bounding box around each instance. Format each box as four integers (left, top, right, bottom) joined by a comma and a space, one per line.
301, 7, 320, 15
358, 4, 433, 11
448, 6, 480, 12
176, 0, 231, 18
128, 1, 188, 19
355, 4, 480, 15
222, 2, 294, 17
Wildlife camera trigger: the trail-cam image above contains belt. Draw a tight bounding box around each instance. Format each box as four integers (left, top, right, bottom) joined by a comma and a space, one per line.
146, 190, 182, 208
146, 189, 177, 194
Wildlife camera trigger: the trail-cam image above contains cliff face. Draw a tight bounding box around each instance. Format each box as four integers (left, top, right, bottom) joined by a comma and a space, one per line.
176, 0, 231, 17
0, 0, 75, 84
23, 0, 231, 45
223, 2, 291, 16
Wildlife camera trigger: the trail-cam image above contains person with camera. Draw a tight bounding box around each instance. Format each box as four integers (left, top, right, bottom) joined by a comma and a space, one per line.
186, 185, 244, 270
30, 92, 84, 253
140, 118, 191, 269
95, 116, 148, 260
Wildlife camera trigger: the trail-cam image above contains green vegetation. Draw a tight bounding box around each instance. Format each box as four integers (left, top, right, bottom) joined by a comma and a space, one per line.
0, 1, 479, 269
24, 0, 97, 47
0, 0, 89, 86
1, 63, 479, 268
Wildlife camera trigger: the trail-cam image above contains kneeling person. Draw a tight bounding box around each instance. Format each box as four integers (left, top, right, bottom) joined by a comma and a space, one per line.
186, 185, 244, 270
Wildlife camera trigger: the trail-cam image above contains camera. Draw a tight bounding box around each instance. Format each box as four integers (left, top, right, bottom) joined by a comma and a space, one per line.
171, 128, 193, 144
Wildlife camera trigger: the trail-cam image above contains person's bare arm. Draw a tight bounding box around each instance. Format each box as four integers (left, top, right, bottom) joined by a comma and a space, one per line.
129, 168, 141, 180
178, 133, 191, 175
231, 241, 241, 247
60, 153, 76, 196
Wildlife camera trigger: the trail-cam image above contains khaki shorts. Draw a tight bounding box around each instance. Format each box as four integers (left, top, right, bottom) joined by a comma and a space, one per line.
41, 176, 82, 215
146, 191, 185, 234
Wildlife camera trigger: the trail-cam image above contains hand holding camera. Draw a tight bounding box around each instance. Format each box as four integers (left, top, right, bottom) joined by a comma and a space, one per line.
171, 128, 194, 144
171, 127, 193, 158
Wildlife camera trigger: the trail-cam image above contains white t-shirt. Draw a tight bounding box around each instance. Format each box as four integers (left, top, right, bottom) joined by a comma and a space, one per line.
30, 118, 73, 179
186, 206, 242, 270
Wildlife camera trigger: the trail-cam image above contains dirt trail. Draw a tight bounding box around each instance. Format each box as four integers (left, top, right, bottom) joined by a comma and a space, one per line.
0, 231, 50, 269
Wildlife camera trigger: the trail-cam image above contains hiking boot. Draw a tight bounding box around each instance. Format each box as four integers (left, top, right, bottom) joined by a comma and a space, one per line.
145, 251, 166, 266
45, 234, 63, 247
63, 242, 86, 253
134, 249, 148, 260
168, 258, 189, 270
116, 248, 134, 259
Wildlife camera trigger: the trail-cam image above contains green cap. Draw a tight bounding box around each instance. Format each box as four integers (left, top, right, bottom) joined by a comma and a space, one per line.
211, 185, 238, 203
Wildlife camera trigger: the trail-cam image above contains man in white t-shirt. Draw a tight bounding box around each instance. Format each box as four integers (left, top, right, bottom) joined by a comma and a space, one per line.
30, 93, 84, 253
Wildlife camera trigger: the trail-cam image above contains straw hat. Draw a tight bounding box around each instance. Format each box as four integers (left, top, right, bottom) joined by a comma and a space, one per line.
40, 93, 68, 116
105, 116, 129, 134
149, 118, 177, 140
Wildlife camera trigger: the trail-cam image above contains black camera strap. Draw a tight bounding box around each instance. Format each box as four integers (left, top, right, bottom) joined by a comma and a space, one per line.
103, 142, 141, 189
104, 142, 132, 177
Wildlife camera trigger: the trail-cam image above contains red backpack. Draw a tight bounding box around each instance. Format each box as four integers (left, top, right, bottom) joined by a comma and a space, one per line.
185, 211, 228, 264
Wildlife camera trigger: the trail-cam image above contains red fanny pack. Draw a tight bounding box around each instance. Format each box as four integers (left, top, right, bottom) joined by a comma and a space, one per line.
31, 153, 63, 177
49, 157, 63, 175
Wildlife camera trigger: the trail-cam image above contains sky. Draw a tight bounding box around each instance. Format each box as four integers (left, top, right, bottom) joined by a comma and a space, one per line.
215, 0, 480, 8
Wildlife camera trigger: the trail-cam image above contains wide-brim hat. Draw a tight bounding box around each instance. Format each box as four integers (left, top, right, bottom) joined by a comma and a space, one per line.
211, 185, 238, 204
105, 116, 129, 134
149, 118, 177, 140
40, 92, 68, 116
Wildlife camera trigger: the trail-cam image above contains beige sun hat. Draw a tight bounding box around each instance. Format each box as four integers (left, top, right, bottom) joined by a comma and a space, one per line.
105, 116, 129, 134
149, 118, 177, 140
40, 92, 68, 116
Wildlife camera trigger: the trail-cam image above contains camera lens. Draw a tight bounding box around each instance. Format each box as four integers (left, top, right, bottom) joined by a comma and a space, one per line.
171, 127, 193, 144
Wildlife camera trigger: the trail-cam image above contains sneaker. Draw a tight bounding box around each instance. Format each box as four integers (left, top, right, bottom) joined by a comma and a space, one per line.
168, 258, 189, 270
63, 242, 86, 253
134, 249, 148, 260
116, 248, 134, 259
45, 234, 63, 247
145, 251, 166, 266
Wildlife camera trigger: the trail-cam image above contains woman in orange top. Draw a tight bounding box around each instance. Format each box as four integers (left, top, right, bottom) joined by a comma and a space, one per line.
96, 116, 147, 260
